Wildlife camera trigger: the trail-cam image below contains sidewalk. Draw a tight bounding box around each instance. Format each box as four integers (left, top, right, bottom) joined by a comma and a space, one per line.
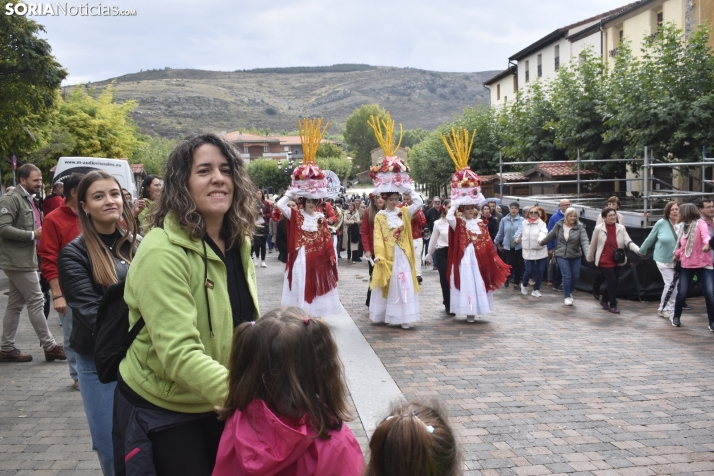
337, 254, 714, 475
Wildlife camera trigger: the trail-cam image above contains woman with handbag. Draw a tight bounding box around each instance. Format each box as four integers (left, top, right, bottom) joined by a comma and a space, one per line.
638, 201, 681, 319
342, 202, 361, 263
671, 203, 714, 329
58, 171, 138, 475
586, 207, 640, 314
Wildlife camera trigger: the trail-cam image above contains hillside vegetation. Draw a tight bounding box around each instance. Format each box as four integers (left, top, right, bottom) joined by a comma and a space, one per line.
77, 65, 498, 138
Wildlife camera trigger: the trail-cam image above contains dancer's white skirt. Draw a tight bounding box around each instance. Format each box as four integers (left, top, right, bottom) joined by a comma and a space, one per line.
369, 245, 420, 325
450, 243, 493, 315
282, 246, 341, 317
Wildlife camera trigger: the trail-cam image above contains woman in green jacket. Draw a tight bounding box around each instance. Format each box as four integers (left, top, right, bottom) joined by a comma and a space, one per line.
638, 201, 680, 319
137, 174, 162, 233
113, 133, 260, 476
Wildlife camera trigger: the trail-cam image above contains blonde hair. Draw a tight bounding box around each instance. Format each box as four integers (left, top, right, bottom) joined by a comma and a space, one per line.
563, 207, 579, 224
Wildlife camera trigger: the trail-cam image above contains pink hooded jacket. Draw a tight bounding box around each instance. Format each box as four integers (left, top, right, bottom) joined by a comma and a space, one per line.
212, 399, 364, 476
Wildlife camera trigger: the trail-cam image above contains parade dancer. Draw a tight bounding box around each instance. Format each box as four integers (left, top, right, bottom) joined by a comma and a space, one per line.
277, 118, 340, 317
443, 128, 510, 322
369, 113, 422, 329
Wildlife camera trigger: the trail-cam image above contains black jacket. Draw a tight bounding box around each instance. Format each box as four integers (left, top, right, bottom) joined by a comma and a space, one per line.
58, 235, 132, 355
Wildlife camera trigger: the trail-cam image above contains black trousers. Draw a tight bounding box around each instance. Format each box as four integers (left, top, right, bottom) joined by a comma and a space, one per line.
366, 260, 374, 307
252, 225, 267, 260
504, 248, 524, 285
150, 415, 224, 476
593, 270, 606, 297
435, 248, 450, 313
599, 266, 621, 307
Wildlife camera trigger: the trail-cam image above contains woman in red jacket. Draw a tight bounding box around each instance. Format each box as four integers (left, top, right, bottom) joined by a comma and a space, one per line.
361, 194, 384, 307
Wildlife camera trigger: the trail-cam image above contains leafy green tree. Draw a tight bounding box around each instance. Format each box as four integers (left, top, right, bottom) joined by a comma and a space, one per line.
343, 104, 388, 172
401, 129, 430, 149
499, 80, 565, 165
315, 141, 346, 159
132, 135, 177, 176
247, 158, 291, 192
602, 24, 714, 175
315, 156, 352, 182
55, 84, 142, 158
0, 3, 67, 161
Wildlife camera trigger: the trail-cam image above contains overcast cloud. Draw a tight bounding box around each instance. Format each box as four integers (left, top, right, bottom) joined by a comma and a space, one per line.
26, 0, 629, 84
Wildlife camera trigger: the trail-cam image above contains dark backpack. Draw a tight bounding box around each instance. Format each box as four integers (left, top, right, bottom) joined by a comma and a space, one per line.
93, 238, 212, 384
93, 280, 144, 384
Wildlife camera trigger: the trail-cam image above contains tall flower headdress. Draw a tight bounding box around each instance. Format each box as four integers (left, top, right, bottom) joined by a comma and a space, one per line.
368, 112, 413, 194
441, 127, 484, 206
289, 118, 329, 199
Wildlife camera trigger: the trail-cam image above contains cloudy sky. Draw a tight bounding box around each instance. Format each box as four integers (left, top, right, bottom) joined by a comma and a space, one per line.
27, 0, 629, 84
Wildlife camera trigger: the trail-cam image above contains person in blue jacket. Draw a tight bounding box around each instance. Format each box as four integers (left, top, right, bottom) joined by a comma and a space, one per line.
547, 199, 570, 291
495, 202, 525, 289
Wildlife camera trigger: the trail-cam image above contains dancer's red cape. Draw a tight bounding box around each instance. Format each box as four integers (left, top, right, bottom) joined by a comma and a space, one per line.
447, 218, 510, 292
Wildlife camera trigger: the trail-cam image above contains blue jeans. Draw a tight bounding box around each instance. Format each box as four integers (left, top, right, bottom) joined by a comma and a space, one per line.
674, 267, 714, 326
60, 307, 77, 381
556, 256, 581, 299
523, 258, 547, 291
76, 352, 116, 476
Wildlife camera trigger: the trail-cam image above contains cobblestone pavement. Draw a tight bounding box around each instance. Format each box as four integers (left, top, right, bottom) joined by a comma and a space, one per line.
338, 255, 714, 476
1, 246, 713, 475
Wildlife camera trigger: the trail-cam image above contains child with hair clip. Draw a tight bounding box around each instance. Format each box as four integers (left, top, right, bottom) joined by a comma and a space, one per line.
365, 400, 462, 476
213, 306, 364, 476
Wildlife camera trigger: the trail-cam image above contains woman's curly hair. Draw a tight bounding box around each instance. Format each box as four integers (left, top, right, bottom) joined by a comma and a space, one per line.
148, 133, 257, 248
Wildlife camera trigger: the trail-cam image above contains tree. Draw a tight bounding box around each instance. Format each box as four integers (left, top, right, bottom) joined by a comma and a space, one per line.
246, 158, 291, 192
499, 80, 565, 165
401, 129, 430, 149
0, 2, 67, 161
343, 104, 388, 172
315, 156, 352, 182
315, 141, 346, 159
132, 135, 177, 176
55, 84, 142, 159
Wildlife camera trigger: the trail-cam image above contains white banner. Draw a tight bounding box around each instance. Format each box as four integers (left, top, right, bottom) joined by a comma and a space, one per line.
324, 170, 341, 199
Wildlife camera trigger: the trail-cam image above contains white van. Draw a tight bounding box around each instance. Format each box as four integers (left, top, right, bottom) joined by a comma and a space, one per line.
52, 157, 138, 199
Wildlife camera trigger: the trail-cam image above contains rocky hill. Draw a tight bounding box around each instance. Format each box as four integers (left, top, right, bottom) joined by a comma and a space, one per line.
80, 65, 499, 138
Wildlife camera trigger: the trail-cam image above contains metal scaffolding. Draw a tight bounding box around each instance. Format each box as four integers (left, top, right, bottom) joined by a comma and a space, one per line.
497, 146, 714, 225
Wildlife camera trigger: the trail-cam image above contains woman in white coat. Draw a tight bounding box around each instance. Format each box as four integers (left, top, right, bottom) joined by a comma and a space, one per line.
517, 206, 549, 297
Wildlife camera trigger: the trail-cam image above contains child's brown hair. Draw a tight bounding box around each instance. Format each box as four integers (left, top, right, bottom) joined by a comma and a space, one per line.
366, 400, 461, 476
218, 306, 351, 439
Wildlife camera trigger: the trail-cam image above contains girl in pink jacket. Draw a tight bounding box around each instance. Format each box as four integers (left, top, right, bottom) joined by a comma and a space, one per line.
671, 203, 714, 329
213, 307, 364, 476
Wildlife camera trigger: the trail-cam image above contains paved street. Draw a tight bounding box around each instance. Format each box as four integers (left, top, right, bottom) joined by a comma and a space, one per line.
0, 246, 713, 475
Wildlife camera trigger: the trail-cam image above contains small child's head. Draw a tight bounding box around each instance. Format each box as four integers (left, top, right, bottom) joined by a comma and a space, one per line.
220, 306, 350, 439
367, 400, 461, 476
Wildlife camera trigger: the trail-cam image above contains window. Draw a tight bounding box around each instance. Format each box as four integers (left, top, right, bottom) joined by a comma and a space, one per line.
504, 96, 507, 105
496, 84, 501, 100
513, 76, 517, 93
243, 146, 249, 154
525, 60, 530, 83
619, 29, 624, 41
263, 146, 269, 153
657, 11, 663, 26
554, 45, 560, 71
537, 54, 542, 78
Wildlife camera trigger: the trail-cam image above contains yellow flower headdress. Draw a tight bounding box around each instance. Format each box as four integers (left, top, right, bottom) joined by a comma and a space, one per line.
441, 127, 483, 205
290, 117, 329, 197
367, 112, 413, 194
368, 113, 403, 157
440, 127, 476, 173
298, 117, 329, 164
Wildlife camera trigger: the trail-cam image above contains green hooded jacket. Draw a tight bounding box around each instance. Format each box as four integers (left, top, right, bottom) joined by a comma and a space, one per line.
119, 212, 259, 413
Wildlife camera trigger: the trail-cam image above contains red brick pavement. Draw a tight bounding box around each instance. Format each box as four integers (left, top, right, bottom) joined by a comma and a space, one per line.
338, 258, 714, 476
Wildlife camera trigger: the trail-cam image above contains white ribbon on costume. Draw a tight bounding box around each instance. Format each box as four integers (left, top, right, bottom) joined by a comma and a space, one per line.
395, 271, 409, 304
